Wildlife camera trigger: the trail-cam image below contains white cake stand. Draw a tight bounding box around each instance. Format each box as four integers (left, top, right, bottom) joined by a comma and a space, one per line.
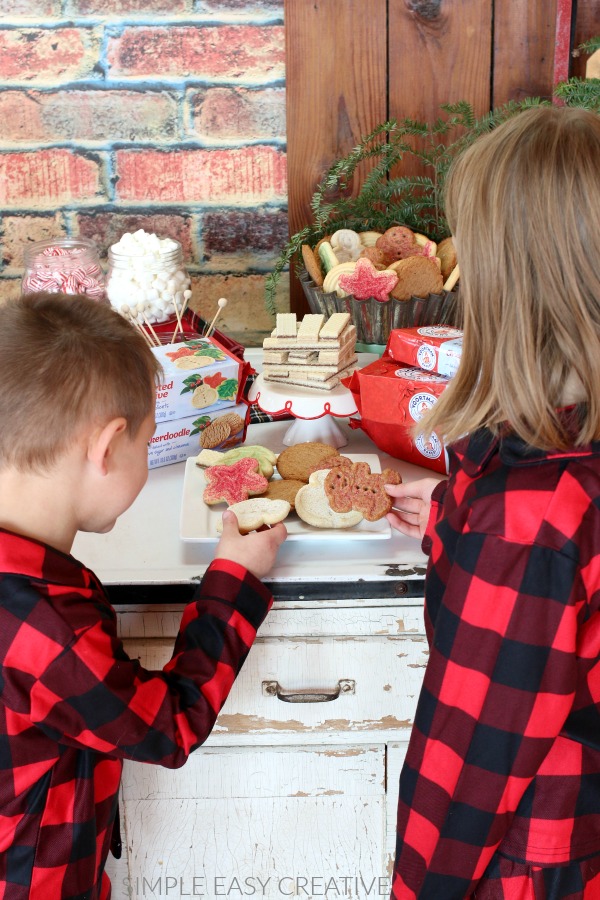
248, 373, 359, 448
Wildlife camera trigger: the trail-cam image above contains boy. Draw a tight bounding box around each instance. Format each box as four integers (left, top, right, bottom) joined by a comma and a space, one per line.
0, 292, 286, 899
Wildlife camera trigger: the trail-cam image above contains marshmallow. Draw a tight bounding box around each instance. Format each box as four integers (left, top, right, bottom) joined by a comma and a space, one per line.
107, 230, 191, 324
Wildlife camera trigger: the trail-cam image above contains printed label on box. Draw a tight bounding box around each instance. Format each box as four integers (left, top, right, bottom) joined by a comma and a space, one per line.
152, 338, 242, 422
386, 326, 463, 378
148, 403, 248, 469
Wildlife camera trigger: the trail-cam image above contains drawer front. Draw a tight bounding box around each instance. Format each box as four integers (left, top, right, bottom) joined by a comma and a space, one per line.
123, 632, 428, 737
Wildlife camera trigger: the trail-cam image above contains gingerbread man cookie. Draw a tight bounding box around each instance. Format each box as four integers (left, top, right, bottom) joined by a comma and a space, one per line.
325, 461, 402, 521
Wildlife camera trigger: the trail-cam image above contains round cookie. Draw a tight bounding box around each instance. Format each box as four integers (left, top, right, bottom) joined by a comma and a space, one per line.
263, 478, 305, 509
217, 411, 245, 434
436, 236, 457, 280
276, 442, 340, 483
216, 498, 291, 535
201, 418, 230, 449
388, 256, 444, 301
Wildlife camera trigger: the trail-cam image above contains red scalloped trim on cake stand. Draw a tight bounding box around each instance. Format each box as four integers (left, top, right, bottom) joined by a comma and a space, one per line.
248, 373, 358, 447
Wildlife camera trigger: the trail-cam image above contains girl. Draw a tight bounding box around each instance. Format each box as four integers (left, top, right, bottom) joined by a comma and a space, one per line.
386, 106, 600, 898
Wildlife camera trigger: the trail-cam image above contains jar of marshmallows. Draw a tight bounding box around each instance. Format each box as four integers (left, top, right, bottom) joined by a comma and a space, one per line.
22, 238, 106, 300
106, 230, 192, 325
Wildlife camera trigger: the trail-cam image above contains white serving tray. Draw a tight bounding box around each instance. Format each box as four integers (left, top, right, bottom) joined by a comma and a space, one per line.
179, 454, 392, 542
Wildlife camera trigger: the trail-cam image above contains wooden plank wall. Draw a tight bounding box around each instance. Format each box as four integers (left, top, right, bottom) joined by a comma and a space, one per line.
284, 0, 597, 315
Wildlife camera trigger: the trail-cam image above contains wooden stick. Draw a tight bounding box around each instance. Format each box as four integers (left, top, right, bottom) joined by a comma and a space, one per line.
142, 312, 161, 347
203, 297, 228, 339
127, 313, 154, 350
443, 264, 460, 292
170, 297, 185, 344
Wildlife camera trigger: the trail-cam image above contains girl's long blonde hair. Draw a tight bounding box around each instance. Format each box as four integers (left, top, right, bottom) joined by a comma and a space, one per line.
419, 105, 600, 451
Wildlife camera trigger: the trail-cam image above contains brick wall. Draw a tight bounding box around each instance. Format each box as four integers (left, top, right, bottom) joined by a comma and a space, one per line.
0, 0, 289, 342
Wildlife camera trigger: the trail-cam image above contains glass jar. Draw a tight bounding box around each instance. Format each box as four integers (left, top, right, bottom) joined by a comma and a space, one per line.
22, 237, 106, 301
106, 234, 192, 325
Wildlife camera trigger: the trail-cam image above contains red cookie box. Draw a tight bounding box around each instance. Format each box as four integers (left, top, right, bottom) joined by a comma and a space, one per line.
148, 402, 249, 469
345, 357, 450, 474
386, 325, 463, 377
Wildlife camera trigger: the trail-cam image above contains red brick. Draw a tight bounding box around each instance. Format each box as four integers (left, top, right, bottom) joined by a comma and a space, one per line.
107, 25, 284, 81
198, 0, 283, 12
115, 147, 287, 204
188, 272, 289, 341
202, 209, 288, 255
2, 213, 66, 271
189, 87, 285, 142
0, 150, 103, 208
0, 90, 177, 145
0, 0, 60, 13
0, 28, 99, 84
67, 0, 185, 12
76, 212, 194, 260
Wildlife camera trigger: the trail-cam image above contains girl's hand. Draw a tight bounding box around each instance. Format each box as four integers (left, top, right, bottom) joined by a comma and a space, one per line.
214, 510, 287, 580
385, 478, 441, 540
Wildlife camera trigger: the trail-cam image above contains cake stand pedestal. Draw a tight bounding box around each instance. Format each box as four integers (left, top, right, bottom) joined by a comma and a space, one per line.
247, 373, 358, 448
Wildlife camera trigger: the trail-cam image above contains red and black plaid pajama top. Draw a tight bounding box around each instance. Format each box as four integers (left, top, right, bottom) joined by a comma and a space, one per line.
392, 426, 600, 899
0, 528, 273, 900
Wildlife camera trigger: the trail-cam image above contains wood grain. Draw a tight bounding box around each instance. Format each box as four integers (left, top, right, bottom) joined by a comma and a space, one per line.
494, 0, 559, 104
572, 0, 600, 79
284, 0, 387, 314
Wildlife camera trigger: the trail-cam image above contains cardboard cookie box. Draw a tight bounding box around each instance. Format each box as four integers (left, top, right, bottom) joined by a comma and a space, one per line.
148, 403, 249, 470
386, 325, 463, 377
151, 336, 250, 422
346, 357, 451, 474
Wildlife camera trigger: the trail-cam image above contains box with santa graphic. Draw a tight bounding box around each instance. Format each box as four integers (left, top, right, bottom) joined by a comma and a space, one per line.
345, 357, 451, 474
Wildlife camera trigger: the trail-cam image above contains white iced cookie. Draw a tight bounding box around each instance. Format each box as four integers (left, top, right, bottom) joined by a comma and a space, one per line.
216, 498, 291, 535
295, 470, 363, 529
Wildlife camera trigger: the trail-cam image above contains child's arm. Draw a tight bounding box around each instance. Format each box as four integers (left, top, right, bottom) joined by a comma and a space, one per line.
1, 529, 285, 769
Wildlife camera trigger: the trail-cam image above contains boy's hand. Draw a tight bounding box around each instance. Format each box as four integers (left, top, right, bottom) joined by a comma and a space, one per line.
214, 510, 287, 580
385, 478, 441, 540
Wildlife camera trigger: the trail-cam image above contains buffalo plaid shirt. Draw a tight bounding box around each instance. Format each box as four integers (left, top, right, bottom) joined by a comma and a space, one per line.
392, 425, 600, 899
0, 529, 272, 899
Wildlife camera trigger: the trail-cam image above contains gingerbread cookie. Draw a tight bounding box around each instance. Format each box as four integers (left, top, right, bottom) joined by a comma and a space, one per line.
276, 442, 340, 483
388, 256, 444, 301
203, 457, 268, 506
376, 226, 419, 262
325, 461, 402, 521
436, 236, 457, 280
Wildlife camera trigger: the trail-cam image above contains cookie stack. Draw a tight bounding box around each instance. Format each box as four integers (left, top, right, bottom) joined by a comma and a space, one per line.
262, 312, 358, 390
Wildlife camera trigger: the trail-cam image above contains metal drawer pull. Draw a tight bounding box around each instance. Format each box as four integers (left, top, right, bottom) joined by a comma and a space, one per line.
262, 679, 355, 703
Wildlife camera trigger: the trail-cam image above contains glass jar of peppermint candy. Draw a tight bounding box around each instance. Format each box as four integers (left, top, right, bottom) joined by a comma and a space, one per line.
22, 238, 106, 301
106, 230, 192, 325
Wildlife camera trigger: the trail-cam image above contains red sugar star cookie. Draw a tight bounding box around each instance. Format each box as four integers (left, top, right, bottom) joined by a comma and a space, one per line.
338, 258, 398, 302
203, 456, 268, 506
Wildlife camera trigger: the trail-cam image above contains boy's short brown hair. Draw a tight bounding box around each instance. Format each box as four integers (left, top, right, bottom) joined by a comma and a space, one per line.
0, 292, 161, 472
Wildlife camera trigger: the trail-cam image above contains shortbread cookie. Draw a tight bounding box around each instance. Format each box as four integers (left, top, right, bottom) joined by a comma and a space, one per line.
263, 478, 305, 508
296, 470, 363, 529
276, 442, 340, 483
203, 457, 268, 506
216, 498, 291, 534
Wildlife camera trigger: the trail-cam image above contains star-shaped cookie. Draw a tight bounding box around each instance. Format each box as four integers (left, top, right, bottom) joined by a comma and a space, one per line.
338, 258, 398, 302
203, 457, 268, 506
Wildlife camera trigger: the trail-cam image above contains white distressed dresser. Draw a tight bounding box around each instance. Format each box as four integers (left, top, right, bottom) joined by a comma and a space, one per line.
74, 355, 439, 900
